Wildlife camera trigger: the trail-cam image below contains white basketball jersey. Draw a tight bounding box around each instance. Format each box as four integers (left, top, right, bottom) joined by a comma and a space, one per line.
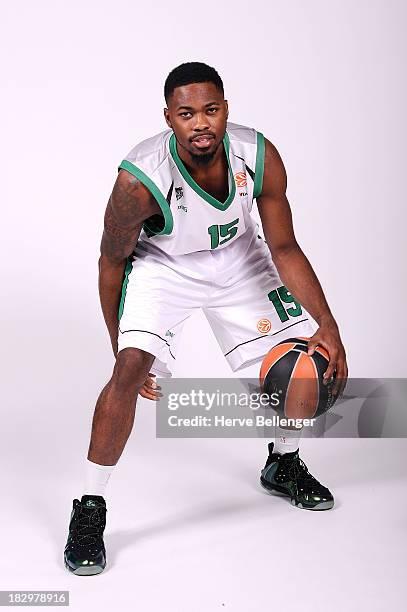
119, 121, 265, 256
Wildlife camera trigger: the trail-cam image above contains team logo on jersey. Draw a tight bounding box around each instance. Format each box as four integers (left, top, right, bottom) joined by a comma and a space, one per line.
177, 204, 188, 212
175, 187, 184, 200
257, 318, 272, 333
234, 172, 247, 187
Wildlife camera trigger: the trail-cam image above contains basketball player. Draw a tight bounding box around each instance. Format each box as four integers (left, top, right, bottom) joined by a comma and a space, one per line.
64, 62, 348, 575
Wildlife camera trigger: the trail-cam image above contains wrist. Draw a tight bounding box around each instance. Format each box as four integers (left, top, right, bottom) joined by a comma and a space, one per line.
317, 313, 337, 328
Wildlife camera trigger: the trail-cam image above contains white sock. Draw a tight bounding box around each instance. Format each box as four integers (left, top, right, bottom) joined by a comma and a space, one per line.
83, 458, 116, 498
273, 425, 303, 455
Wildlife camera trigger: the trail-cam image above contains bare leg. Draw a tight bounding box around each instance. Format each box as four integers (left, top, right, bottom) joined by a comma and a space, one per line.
87, 348, 155, 465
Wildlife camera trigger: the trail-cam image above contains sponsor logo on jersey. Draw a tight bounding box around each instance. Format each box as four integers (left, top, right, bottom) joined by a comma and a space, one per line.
239, 191, 248, 197
257, 318, 272, 333
165, 330, 175, 338
177, 204, 188, 212
234, 172, 247, 187
175, 187, 184, 200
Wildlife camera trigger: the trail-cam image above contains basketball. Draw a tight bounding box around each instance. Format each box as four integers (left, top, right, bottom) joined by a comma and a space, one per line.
259, 337, 337, 418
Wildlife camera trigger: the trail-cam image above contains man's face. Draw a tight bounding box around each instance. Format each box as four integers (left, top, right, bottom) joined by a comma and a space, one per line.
164, 82, 228, 165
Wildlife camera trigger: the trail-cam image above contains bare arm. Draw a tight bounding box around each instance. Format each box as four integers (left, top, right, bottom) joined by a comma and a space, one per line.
256, 138, 347, 395
99, 169, 161, 356
257, 139, 333, 325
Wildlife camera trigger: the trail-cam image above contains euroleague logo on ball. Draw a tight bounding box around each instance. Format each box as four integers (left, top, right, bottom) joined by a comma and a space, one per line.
257, 318, 272, 333
234, 172, 247, 187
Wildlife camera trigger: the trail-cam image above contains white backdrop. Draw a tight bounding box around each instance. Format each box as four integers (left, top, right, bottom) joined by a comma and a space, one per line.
2, 0, 406, 386
1, 1, 406, 608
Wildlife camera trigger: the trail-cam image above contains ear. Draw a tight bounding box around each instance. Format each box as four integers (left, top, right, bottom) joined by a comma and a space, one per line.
164, 108, 172, 129
224, 99, 229, 119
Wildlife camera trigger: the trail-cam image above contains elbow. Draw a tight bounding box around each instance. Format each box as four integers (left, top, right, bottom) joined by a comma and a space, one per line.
99, 232, 131, 267
99, 252, 128, 270
269, 241, 301, 263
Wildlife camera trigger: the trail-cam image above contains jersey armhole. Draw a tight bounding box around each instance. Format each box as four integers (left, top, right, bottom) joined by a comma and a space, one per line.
118, 159, 174, 236
253, 131, 265, 199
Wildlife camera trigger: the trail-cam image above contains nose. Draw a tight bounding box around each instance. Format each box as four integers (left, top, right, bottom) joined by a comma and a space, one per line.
192, 112, 210, 131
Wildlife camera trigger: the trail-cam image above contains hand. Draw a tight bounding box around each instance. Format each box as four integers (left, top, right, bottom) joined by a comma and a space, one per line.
139, 373, 162, 401
307, 319, 348, 398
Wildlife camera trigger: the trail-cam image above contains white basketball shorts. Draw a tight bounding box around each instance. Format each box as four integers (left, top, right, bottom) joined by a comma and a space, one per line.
117, 226, 317, 378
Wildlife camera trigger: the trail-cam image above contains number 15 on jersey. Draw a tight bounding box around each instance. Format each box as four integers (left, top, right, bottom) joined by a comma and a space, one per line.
208, 218, 239, 249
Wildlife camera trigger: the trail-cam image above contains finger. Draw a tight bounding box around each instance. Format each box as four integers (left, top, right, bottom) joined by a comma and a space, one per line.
139, 387, 163, 401
331, 367, 344, 397
337, 362, 349, 399
144, 373, 156, 385
330, 354, 346, 395
323, 350, 338, 384
308, 337, 335, 382
144, 374, 161, 392
307, 336, 320, 355
332, 360, 347, 398
142, 382, 162, 397
144, 377, 156, 389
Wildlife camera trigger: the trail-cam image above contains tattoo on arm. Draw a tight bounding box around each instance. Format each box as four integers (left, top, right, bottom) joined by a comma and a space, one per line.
100, 174, 144, 262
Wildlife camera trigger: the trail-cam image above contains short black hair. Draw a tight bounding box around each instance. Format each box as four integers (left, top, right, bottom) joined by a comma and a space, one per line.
164, 62, 224, 103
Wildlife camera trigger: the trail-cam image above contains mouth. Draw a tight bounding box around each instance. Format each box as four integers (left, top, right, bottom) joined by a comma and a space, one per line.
191, 134, 215, 149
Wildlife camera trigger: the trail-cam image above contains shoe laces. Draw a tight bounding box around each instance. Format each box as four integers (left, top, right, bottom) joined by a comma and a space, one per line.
280, 454, 326, 496
73, 502, 106, 546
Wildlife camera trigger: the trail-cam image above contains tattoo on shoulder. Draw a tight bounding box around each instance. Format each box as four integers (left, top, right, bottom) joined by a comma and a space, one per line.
111, 176, 143, 222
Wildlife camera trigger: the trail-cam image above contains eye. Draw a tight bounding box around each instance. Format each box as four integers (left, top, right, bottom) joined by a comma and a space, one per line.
179, 112, 192, 118
207, 108, 218, 114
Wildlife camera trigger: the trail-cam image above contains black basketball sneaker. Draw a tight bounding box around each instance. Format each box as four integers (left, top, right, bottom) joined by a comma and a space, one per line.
64, 494, 107, 575
260, 442, 334, 510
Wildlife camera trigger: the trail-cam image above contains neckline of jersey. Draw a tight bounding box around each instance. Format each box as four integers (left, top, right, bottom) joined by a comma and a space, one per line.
169, 131, 236, 210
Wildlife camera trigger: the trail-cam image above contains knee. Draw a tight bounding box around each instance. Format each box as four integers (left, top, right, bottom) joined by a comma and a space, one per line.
111, 348, 154, 393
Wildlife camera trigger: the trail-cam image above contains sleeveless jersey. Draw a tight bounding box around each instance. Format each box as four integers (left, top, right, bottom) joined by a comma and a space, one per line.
118, 121, 265, 256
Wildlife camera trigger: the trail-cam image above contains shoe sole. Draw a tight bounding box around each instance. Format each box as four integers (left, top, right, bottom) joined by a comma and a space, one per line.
260, 477, 334, 511
64, 559, 106, 576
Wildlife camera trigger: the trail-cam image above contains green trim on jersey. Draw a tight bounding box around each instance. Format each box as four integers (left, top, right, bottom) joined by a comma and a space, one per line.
253, 131, 265, 199
169, 132, 236, 211
118, 256, 133, 320
118, 159, 174, 236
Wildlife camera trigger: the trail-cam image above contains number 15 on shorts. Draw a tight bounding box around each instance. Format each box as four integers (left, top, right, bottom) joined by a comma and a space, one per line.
268, 286, 303, 322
